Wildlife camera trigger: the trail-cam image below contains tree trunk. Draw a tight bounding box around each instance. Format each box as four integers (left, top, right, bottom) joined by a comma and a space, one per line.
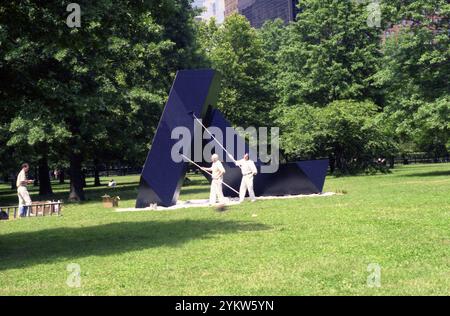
69, 153, 85, 201
33, 166, 39, 186
334, 146, 343, 173
10, 174, 16, 190
38, 155, 53, 195
389, 157, 395, 168
59, 169, 65, 184
334, 147, 348, 174
82, 171, 87, 188
328, 155, 336, 174
94, 159, 101, 186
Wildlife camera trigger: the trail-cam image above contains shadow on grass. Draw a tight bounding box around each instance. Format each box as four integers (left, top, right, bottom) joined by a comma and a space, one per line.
404, 170, 450, 177
184, 177, 209, 186
180, 186, 210, 195
0, 219, 270, 271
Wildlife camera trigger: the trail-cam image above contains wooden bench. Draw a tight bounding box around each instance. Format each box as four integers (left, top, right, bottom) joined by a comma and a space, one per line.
0, 201, 63, 220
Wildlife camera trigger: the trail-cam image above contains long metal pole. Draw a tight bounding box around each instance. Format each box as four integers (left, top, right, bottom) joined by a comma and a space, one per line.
191, 113, 237, 163
180, 153, 240, 196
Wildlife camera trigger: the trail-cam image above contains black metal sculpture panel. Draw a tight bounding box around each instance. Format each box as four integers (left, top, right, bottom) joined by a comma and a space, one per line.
136, 69, 328, 208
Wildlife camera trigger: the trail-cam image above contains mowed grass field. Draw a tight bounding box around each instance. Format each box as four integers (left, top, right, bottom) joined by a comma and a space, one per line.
0, 163, 449, 295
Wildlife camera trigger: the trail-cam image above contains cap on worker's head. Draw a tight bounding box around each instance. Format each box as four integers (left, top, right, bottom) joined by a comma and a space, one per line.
211, 153, 219, 162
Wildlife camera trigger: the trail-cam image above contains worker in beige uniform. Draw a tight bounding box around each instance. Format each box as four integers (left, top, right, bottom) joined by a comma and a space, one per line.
235, 153, 257, 202
204, 154, 226, 205
17, 163, 34, 217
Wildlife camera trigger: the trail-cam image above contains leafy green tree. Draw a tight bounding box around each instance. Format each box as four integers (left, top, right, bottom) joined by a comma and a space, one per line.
0, 0, 200, 200
275, 0, 383, 107
376, 0, 449, 157
258, 19, 289, 102
198, 14, 276, 127
275, 100, 395, 173
194, 17, 219, 68
266, 0, 388, 173
259, 19, 288, 66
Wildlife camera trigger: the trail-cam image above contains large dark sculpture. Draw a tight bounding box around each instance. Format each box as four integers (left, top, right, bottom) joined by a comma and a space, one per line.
136, 69, 328, 208
206, 109, 329, 197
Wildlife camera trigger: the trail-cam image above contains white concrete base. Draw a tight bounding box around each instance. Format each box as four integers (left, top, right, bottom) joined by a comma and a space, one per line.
115, 192, 335, 212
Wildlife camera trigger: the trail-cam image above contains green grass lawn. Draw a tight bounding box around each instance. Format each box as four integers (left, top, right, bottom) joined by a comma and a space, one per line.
0, 163, 449, 295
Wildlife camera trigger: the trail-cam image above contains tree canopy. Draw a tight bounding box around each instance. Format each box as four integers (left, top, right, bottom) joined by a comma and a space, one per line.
1, 0, 200, 200
0, 0, 448, 202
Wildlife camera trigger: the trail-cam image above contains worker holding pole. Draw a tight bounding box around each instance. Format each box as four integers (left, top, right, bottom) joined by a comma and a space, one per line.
189, 112, 260, 204
233, 153, 257, 202
203, 154, 226, 205
180, 152, 240, 209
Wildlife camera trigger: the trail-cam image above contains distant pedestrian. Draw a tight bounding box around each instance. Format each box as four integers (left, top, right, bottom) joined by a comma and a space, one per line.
17, 163, 34, 217
108, 179, 117, 188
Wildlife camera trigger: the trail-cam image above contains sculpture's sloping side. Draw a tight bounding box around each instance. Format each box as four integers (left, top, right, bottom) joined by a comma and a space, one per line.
136, 69, 220, 207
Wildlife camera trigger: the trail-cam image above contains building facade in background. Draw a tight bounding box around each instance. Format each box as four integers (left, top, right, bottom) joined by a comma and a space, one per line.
224, 0, 298, 28
195, 0, 225, 24
224, 0, 239, 17
382, 15, 447, 43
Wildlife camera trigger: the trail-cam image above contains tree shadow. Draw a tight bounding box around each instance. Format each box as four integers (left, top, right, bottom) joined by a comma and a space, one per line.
180, 186, 210, 196
0, 219, 270, 271
184, 177, 209, 186
404, 170, 450, 177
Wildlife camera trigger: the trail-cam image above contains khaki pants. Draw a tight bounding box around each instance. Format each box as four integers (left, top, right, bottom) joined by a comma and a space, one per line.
239, 174, 256, 202
17, 186, 32, 207
209, 178, 225, 204
17, 186, 32, 217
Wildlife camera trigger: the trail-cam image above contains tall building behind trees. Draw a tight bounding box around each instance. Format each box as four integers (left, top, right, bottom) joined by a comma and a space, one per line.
224, 0, 299, 28
195, 0, 226, 24
225, 0, 239, 17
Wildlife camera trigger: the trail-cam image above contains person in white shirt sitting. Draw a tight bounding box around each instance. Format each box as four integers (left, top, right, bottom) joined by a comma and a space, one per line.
108, 179, 117, 188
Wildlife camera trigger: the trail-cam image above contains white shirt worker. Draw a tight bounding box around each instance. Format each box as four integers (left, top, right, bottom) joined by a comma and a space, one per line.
236, 155, 258, 202
206, 154, 226, 205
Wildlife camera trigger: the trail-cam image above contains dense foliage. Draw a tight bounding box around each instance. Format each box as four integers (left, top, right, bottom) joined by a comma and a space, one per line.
1, 0, 201, 199
196, 0, 448, 173
0, 0, 448, 200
